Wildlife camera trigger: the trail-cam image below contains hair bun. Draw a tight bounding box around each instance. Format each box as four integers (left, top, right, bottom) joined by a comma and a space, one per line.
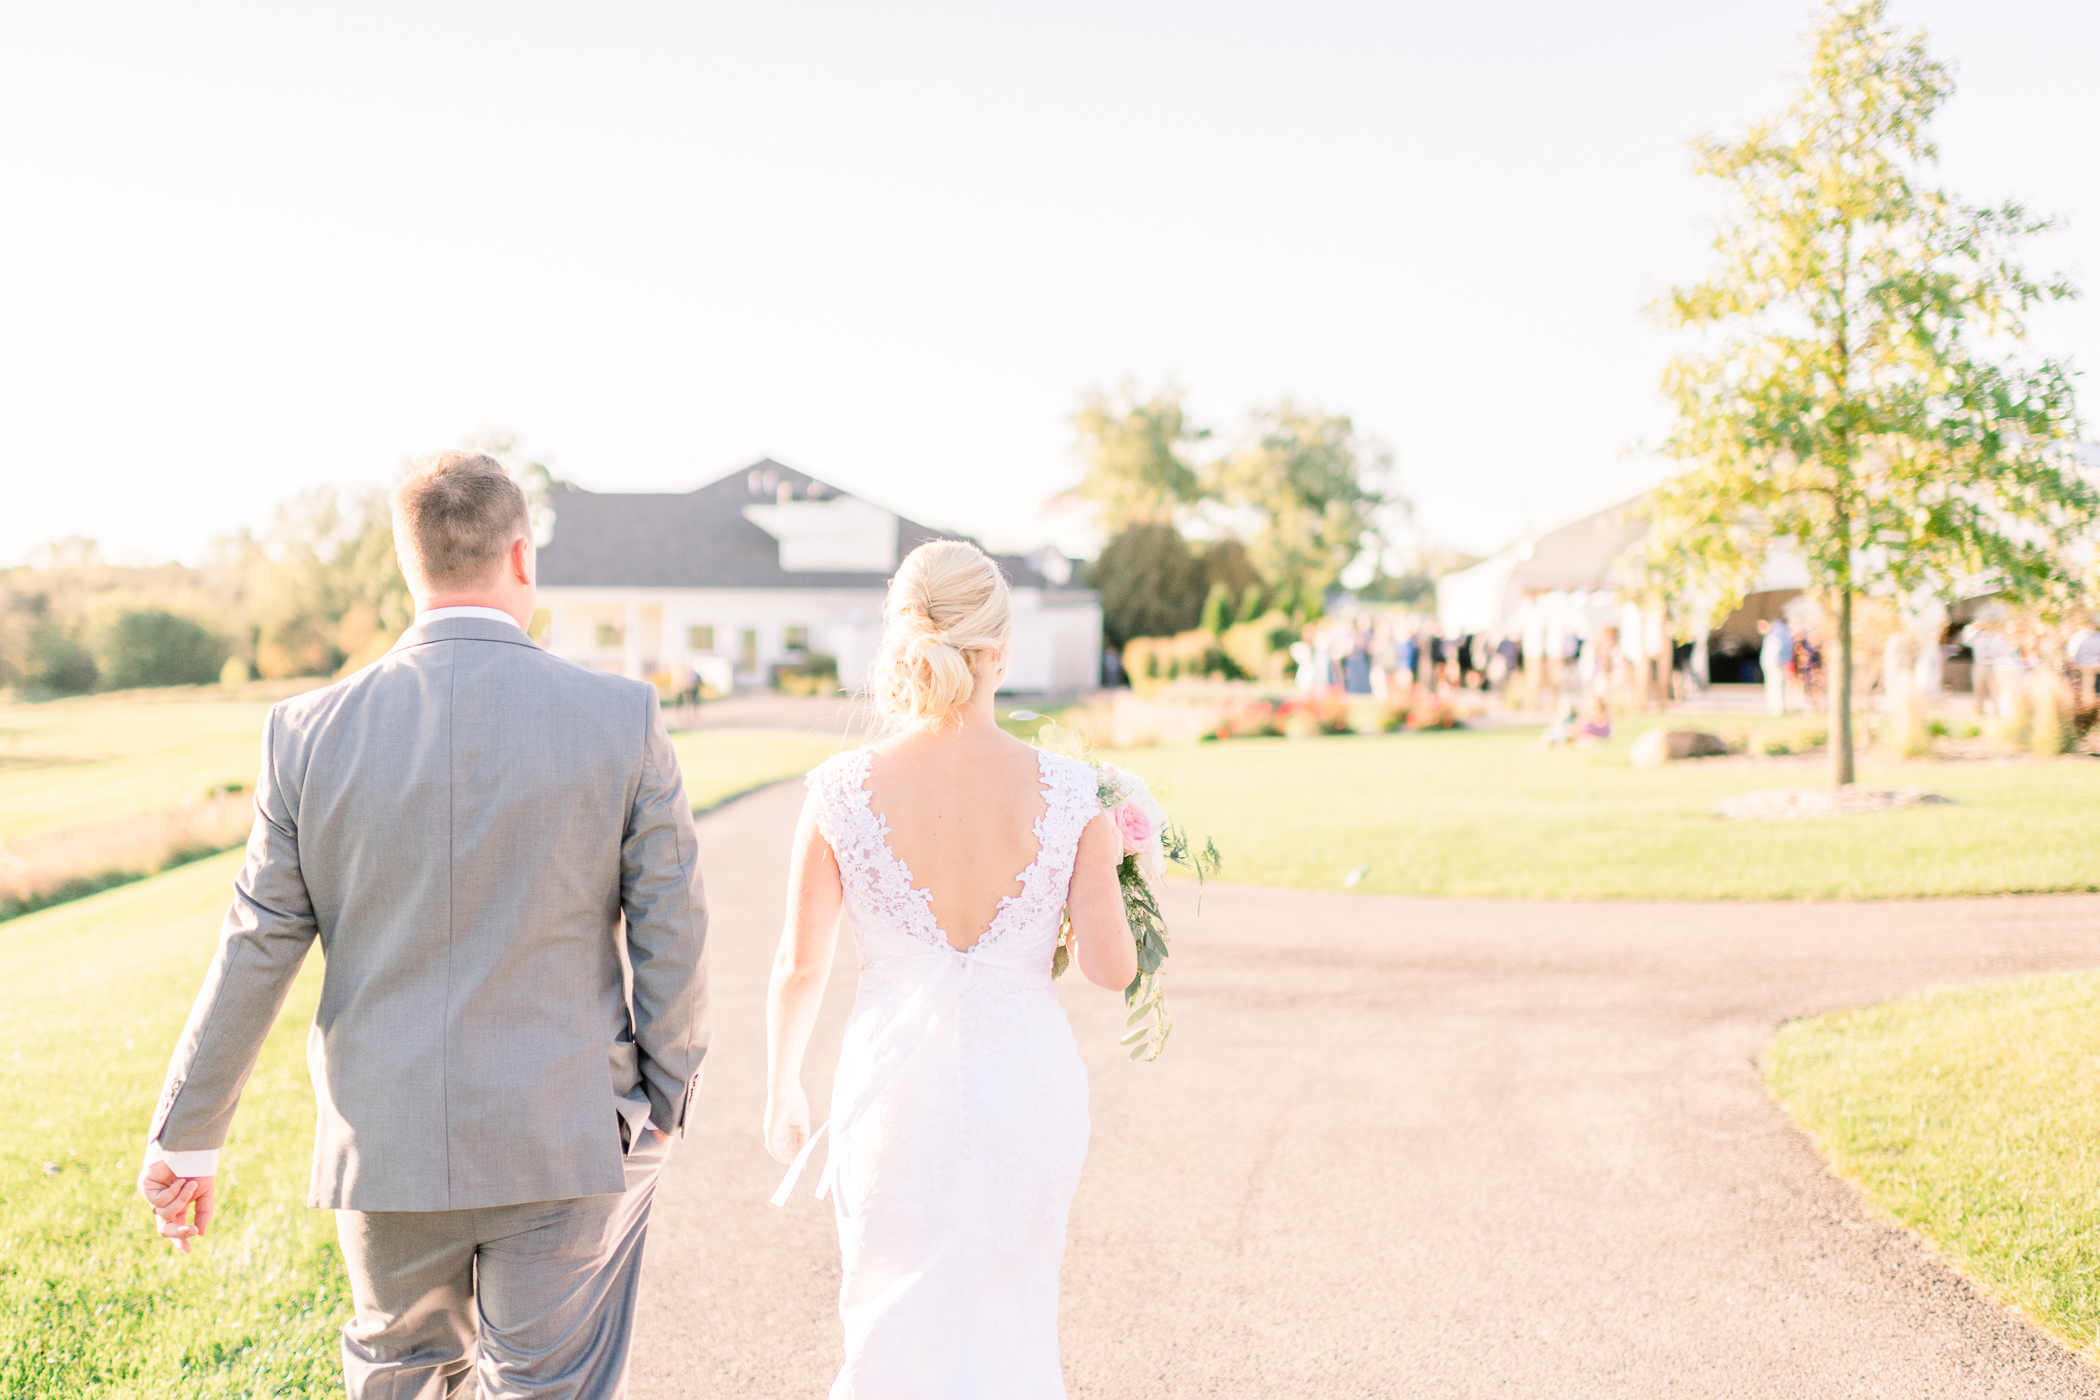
867, 542, 1014, 730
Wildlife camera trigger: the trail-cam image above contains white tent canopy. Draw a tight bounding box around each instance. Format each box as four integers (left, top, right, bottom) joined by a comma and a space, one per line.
1436, 500, 1808, 640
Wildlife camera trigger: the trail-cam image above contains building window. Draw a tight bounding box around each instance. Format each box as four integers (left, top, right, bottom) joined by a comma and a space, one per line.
783, 625, 809, 653
595, 623, 622, 649
738, 628, 758, 674
688, 625, 715, 651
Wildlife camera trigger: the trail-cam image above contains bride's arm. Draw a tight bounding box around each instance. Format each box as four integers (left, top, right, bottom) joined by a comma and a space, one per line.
764, 794, 843, 1164
1066, 813, 1140, 992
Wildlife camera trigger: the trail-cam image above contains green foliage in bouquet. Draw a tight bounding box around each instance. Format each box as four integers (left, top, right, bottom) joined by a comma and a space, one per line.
1024, 714, 1220, 1061
1105, 805, 1220, 1060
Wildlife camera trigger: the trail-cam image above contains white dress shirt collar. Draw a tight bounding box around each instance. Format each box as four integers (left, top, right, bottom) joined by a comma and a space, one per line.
420, 605, 523, 629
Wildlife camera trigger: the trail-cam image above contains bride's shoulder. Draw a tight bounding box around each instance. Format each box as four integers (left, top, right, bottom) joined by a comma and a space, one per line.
804, 746, 873, 805
1036, 751, 1104, 809
807, 745, 872, 777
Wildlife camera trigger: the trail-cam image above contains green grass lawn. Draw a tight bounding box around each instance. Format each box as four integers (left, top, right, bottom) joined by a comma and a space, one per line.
669, 728, 855, 814
1097, 723, 2100, 900
1767, 973, 2100, 1356
0, 685, 844, 930
0, 852, 345, 1397
0, 719, 844, 1394
0, 687, 844, 844
0, 689, 307, 843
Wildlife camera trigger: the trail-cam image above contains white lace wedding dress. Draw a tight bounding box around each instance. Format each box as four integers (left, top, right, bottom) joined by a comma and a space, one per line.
790, 745, 1102, 1399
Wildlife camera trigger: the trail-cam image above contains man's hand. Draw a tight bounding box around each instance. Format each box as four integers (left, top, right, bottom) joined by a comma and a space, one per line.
137, 1159, 216, 1254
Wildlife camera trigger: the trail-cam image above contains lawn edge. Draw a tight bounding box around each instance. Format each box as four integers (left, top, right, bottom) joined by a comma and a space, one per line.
1758, 1016, 2100, 1371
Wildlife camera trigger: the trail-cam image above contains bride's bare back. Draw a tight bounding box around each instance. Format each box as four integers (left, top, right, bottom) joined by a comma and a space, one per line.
766, 538, 1136, 1237
864, 723, 1047, 952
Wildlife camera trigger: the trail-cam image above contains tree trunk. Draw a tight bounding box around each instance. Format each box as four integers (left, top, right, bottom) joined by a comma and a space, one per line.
1831, 587, 1856, 787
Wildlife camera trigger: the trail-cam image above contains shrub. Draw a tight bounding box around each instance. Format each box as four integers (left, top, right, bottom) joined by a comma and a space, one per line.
1088, 524, 1208, 649
1982, 691, 2031, 752
1879, 683, 1934, 758
1218, 612, 1298, 685
1126, 613, 1299, 690
771, 652, 840, 696
1756, 717, 1827, 756
2029, 675, 2074, 757
1123, 629, 1240, 686
96, 608, 231, 689
26, 619, 97, 694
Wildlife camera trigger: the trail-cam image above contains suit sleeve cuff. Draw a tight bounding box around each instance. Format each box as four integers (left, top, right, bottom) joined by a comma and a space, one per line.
617, 1096, 655, 1143
145, 1140, 219, 1178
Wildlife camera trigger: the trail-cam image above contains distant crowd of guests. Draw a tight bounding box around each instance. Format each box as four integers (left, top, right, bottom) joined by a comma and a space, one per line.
1968, 620, 2100, 716
1102, 608, 2100, 722
1755, 617, 1823, 715
1760, 613, 2100, 718
1288, 616, 1519, 698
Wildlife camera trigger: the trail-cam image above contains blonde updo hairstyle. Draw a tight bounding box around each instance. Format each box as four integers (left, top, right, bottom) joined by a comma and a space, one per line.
867, 541, 1014, 731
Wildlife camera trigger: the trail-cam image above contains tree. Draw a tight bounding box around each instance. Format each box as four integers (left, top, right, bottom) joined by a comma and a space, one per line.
234, 487, 414, 678
1196, 538, 1267, 632
1211, 403, 1391, 619
242, 491, 356, 678
97, 609, 230, 689
1086, 524, 1208, 649
26, 611, 97, 693
1650, 0, 2093, 786
335, 489, 416, 671
1069, 381, 1209, 531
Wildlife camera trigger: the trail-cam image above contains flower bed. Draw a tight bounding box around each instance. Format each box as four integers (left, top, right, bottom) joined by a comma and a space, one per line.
1200, 688, 1461, 741
1375, 688, 1462, 733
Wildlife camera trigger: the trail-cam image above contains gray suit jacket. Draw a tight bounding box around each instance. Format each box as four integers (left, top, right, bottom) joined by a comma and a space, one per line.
147, 615, 710, 1211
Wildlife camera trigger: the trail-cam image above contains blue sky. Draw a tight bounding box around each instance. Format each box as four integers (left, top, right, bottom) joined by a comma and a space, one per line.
2, 0, 2094, 566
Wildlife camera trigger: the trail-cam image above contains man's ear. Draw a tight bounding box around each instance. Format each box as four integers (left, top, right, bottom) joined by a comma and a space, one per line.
510, 535, 534, 586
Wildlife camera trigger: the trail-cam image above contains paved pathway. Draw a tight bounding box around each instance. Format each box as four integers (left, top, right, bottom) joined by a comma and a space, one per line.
633, 780, 2100, 1397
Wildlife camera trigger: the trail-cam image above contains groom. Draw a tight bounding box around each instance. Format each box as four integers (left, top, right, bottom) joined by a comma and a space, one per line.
136, 451, 711, 1397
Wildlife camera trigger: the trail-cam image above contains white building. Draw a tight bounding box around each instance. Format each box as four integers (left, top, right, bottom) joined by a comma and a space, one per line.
535, 460, 1103, 694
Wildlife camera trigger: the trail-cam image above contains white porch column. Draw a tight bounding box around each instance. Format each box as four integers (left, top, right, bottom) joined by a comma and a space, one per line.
623, 598, 643, 679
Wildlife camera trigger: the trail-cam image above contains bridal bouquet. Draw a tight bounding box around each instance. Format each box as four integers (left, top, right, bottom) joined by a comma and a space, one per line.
1021, 716, 1219, 1061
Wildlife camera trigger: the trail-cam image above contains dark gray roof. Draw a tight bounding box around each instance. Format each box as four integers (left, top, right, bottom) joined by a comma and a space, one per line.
537, 459, 1063, 591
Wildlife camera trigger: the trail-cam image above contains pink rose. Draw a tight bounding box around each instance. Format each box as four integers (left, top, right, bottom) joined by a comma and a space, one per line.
1112, 798, 1155, 854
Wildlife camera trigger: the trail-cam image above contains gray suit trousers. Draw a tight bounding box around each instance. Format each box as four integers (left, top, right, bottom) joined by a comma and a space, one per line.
335, 1131, 671, 1400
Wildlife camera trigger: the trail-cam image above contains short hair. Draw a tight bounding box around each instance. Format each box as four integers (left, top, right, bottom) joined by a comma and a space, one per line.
866, 540, 1013, 730
394, 451, 530, 592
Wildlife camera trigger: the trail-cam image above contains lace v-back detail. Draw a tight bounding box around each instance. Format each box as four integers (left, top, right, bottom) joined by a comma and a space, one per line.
807, 746, 1099, 956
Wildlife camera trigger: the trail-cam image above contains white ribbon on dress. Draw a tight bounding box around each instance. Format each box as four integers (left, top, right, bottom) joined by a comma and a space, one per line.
771, 941, 1041, 1207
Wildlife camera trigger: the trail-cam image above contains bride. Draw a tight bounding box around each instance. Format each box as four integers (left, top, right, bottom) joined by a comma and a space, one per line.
764, 540, 1138, 1398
